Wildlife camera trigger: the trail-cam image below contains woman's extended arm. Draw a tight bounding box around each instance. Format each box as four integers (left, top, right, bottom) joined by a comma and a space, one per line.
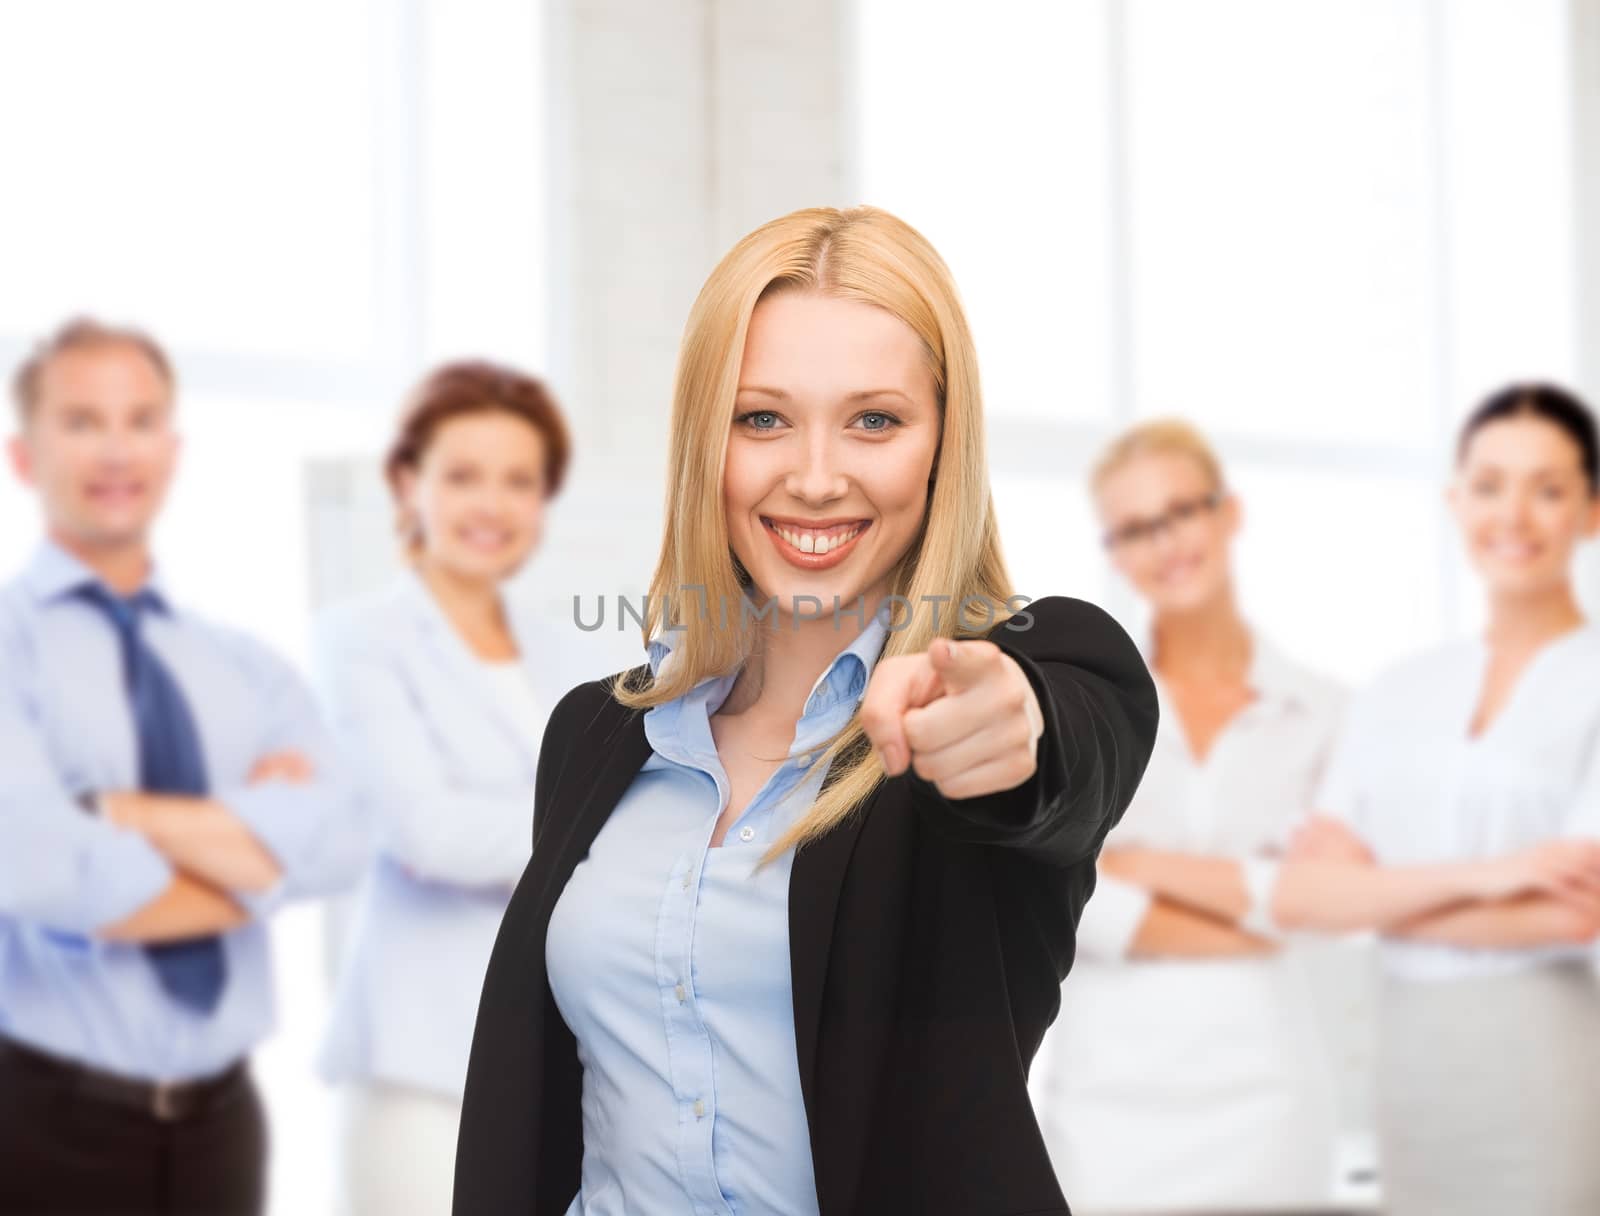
868, 596, 1159, 867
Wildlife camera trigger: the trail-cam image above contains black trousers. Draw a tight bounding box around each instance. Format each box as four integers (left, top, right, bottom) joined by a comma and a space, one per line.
0, 1042, 267, 1216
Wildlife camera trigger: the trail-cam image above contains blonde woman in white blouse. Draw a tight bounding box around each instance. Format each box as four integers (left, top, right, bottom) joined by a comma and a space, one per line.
1274, 384, 1600, 1215
1030, 420, 1343, 1212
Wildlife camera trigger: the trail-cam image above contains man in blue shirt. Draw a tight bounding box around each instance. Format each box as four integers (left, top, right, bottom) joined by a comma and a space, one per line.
0, 318, 368, 1215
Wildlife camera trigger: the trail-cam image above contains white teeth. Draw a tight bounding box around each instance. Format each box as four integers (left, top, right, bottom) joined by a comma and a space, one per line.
773, 523, 862, 555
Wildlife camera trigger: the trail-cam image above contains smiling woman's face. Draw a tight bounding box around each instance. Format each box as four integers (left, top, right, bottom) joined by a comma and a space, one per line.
399, 410, 549, 584
723, 288, 942, 625
1450, 413, 1600, 597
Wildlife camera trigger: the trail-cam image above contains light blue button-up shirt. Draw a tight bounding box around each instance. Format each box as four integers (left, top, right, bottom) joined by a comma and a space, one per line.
545, 606, 890, 1216
0, 539, 366, 1082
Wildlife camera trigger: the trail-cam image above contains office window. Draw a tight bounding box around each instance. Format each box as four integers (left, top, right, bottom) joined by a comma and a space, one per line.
853, 0, 1116, 425
857, 0, 1577, 685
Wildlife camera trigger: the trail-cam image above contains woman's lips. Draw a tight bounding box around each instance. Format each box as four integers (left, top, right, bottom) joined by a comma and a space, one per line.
761, 517, 871, 571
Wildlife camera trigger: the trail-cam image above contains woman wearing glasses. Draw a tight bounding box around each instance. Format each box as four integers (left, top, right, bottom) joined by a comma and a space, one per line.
1029, 420, 1343, 1213
1271, 385, 1600, 1215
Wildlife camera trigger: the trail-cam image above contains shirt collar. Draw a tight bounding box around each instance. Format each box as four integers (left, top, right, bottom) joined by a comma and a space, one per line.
644, 597, 893, 756
22, 537, 175, 614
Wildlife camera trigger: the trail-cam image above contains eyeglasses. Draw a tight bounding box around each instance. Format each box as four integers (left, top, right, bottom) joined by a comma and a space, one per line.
1101, 490, 1224, 552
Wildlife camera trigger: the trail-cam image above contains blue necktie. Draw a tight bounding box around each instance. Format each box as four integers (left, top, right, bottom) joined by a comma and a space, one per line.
76, 582, 228, 1015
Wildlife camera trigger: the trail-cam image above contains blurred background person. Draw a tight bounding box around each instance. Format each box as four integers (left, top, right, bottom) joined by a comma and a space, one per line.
314, 360, 584, 1216
1029, 419, 1343, 1213
0, 318, 365, 1216
6, 3, 1599, 1210
1273, 384, 1600, 1215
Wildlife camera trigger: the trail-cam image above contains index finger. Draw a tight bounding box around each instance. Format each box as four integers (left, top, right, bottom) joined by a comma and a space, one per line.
858, 653, 939, 776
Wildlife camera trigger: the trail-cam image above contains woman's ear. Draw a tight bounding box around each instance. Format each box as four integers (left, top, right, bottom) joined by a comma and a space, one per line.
1583, 492, 1600, 538
1220, 490, 1242, 538
394, 467, 425, 548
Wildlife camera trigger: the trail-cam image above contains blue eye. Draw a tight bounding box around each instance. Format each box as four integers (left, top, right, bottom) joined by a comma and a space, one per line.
856, 411, 900, 432
735, 410, 783, 430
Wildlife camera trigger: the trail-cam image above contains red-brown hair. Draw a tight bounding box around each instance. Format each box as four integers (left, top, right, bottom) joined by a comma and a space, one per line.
11, 316, 175, 423
383, 359, 572, 508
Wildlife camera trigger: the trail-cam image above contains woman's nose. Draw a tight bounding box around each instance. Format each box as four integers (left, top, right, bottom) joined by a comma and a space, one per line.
784, 433, 849, 505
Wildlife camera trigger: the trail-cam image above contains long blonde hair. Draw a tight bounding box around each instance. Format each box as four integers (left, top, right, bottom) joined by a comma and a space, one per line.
614, 205, 1017, 860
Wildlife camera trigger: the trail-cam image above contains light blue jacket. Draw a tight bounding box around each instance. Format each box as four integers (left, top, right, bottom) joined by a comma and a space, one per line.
315, 569, 594, 1098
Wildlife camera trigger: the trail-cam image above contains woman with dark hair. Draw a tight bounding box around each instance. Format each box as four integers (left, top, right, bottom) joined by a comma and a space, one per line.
314, 361, 589, 1216
1271, 383, 1600, 1213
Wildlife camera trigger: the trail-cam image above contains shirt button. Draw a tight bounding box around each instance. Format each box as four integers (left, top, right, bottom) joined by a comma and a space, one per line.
693, 1098, 706, 1118
674, 982, 687, 1003
796, 753, 812, 767
738, 826, 755, 842
681, 871, 692, 891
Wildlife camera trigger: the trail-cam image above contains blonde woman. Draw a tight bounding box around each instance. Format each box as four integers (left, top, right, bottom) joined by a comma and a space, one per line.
1028, 421, 1343, 1212
315, 361, 589, 1216
451, 206, 1159, 1215
1273, 384, 1600, 1215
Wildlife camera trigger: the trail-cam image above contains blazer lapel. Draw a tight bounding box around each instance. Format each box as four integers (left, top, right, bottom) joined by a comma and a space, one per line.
402, 569, 544, 780
528, 686, 655, 934
788, 770, 875, 1112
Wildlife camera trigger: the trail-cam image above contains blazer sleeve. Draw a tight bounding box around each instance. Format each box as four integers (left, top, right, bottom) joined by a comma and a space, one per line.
903, 595, 1159, 868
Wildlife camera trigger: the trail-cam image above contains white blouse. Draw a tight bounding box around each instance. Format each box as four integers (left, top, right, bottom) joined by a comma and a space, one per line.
1315, 624, 1600, 982
476, 656, 547, 746
1032, 633, 1346, 1212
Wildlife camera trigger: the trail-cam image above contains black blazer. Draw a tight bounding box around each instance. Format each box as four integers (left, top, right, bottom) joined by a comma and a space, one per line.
453, 596, 1158, 1216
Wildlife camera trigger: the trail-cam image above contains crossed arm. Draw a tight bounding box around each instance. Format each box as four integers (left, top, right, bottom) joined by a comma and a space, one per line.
1270, 815, 1600, 948
1096, 815, 1600, 956
95, 751, 311, 943
3, 667, 364, 947
1095, 848, 1276, 959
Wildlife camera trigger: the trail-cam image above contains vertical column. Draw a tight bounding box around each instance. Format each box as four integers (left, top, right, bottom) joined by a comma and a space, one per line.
1569, 0, 1600, 604
536, 0, 849, 637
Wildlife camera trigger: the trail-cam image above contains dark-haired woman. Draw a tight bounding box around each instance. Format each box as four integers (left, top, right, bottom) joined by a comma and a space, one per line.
1272, 383, 1600, 1214
315, 361, 591, 1216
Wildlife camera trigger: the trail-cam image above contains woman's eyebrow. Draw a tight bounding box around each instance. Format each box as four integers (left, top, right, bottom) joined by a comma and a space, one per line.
844, 388, 916, 405
733, 386, 917, 405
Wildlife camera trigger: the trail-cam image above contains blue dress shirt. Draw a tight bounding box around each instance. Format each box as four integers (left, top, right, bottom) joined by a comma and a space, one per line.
0, 540, 367, 1082
545, 607, 890, 1216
